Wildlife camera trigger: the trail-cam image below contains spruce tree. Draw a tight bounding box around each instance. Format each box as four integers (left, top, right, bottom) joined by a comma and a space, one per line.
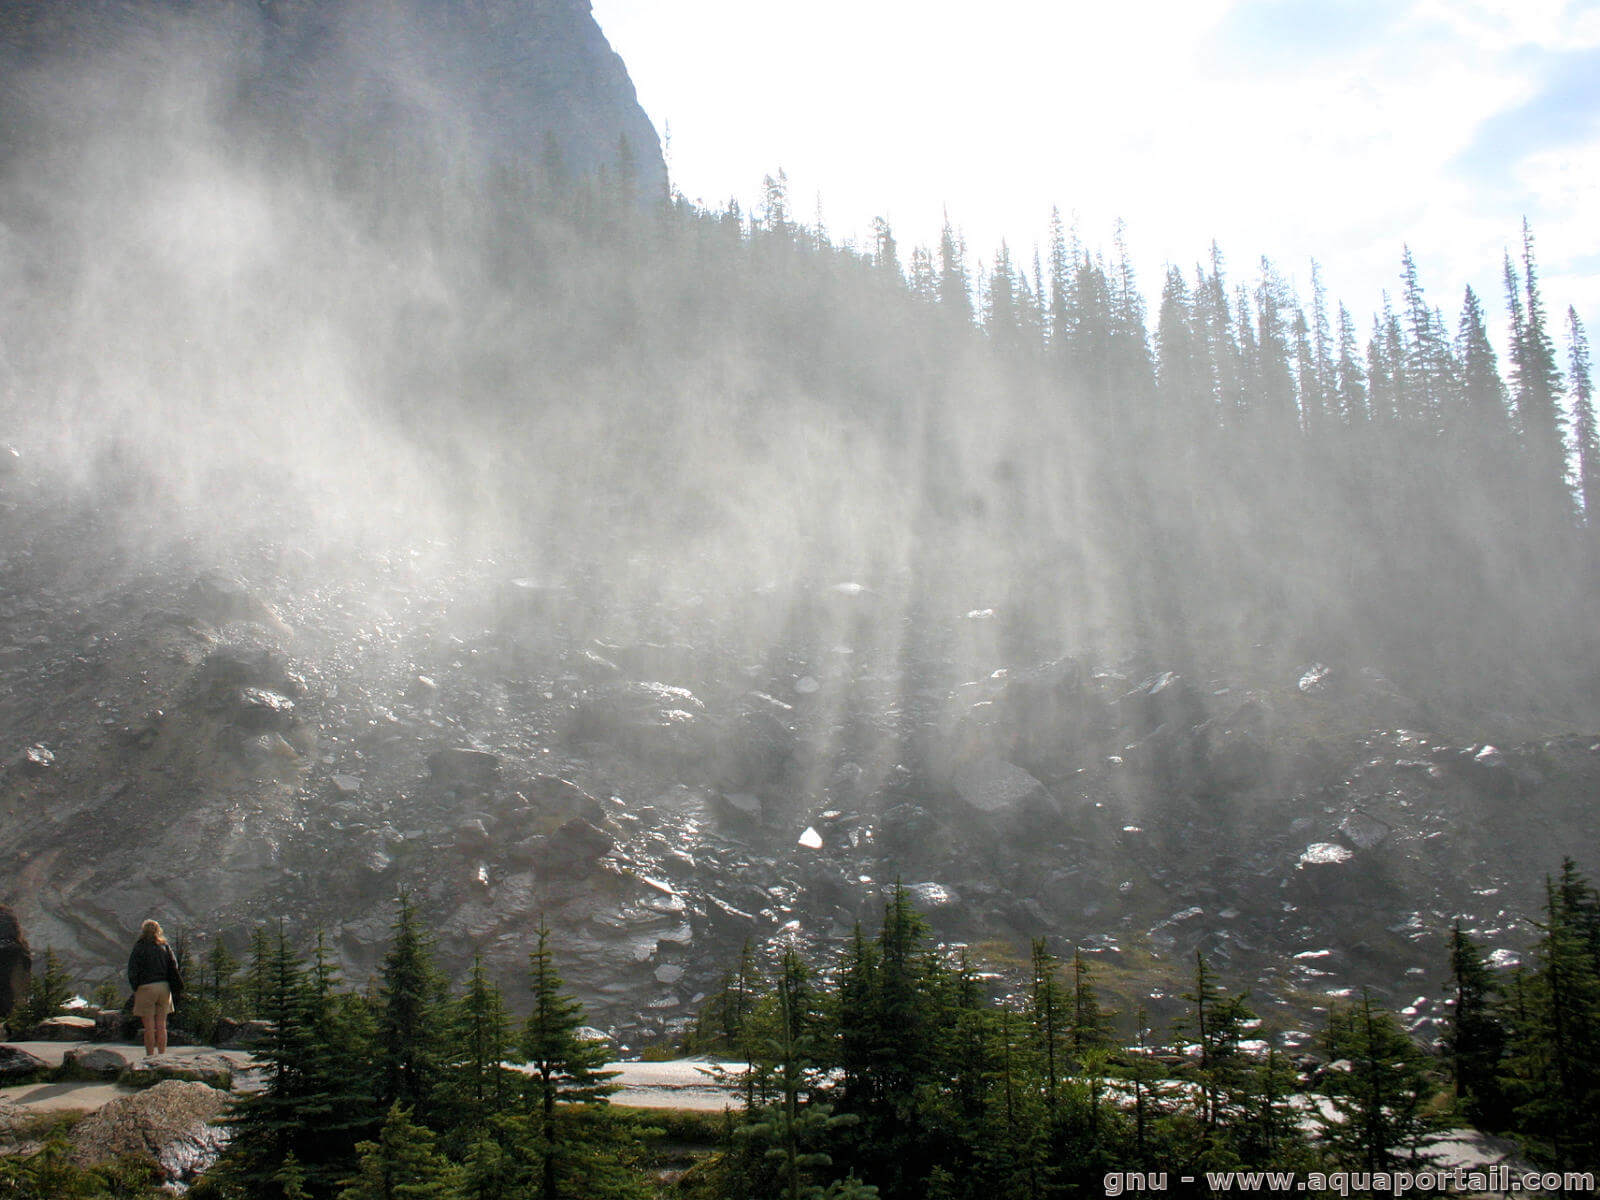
519, 920, 619, 1199
337, 1104, 462, 1200
1316, 992, 1435, 1169
1443, 921, 1508, 1127
378, 892, 449, 1124
1567, 307, 1598, 525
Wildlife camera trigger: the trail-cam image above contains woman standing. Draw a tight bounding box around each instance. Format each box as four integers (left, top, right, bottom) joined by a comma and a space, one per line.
127, 919, 183, 1056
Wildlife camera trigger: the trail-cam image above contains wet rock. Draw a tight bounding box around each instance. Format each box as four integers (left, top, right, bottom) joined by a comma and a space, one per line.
330, 773, 363, 796
428, 747, 500, 789
905, 882, 961, 910
67, 1079, 230, 1186
232, 687, 296, 730
515, 775, 606, 828
1298, 663, 1332, 694
0, 1044, 47, 1081
189, 573, 292, 638
713, 791, 764, 824
455, 818, 492, 852
570, 680, 712, 764
538, 819, 614, 878
0, 904, 31, 1018
1118, 671, 1206, 738
195, 646, 299, 702
1337, 810, 1391, 852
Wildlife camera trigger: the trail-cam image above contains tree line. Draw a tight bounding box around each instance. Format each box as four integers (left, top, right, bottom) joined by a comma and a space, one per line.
6, 864, 1599, 1197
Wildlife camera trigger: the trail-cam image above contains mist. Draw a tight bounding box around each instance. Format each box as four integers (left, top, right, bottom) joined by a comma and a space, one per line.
3, 0, 1599, 1062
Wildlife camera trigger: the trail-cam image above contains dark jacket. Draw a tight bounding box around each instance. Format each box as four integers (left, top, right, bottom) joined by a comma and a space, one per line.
127, 939, 183, 997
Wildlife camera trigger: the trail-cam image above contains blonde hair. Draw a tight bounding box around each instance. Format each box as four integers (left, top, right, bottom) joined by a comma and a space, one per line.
139, 919, 165, 944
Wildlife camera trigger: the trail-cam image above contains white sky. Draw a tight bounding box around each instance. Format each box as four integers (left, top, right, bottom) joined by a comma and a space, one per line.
590, 0, 1600, 369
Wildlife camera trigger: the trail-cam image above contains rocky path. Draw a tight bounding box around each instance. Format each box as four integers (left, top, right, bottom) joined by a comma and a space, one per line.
0, 1040, 743, 1115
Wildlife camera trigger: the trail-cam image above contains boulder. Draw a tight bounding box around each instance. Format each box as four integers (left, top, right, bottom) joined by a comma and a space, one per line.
1337, 810, 1392, 852
189, 573, 293, 638
0, 1044, 47, 1081
951, 756, 1050, 814
548, 818, 614, 864
65, 1045, 140, 1077
213, 1017, 273, 1048
33, 1013, 97, 1040
0, 903, 31, 1018
428, 747, 501, 789
67, 1079, 230, 1186
127, 1052, 237, 1089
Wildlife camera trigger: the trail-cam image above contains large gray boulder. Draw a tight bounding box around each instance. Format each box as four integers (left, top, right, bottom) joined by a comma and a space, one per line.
67, 1079, 230, 1186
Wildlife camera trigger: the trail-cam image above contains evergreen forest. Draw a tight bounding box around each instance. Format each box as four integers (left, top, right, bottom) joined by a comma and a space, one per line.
6, 864, 1600, 1198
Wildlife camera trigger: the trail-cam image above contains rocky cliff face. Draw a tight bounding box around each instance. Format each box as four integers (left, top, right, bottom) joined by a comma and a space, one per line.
2, 459, 1597, 1047
0, 0, 666, 198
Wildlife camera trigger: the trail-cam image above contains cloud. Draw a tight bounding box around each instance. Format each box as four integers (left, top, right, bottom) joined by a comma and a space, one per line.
1452, 46, 1600, 187
1205, 0, 1409, 68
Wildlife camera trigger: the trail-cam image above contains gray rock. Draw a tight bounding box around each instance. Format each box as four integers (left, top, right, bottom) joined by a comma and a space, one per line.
214, 1018, 273, 1049
126, 1053, 237, 1090
67, 1079, 230, 1186
33, 1014, 97, 1040
1337, 810, 1391, 852
428, 747, 501, 789
951, 756, 1050, 813
0, 903, 30, 1018
65, 1045, 139, 1077
0, 1044, 47, 1081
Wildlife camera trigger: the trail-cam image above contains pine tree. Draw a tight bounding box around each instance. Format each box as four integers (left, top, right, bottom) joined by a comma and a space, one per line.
520, 920, 619, 1199
1027, 940, 1067, 1115
1567, 307, 1598, 525
438, 956, 516, 1145
337, 1104, 462, 1200
378, 892, 449, 1123
1316, 992, 1436, 1169
936, 214, 972, 323
1443, 922, 1508, 1128
1334, 303, 1367, 424
219, 926, 378, 1198
1508, 223, 1571, 527
1178, 952, 1254, 1132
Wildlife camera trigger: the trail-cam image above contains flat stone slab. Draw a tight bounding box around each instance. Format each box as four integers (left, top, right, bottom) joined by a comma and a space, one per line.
0, 1079, 138, 1113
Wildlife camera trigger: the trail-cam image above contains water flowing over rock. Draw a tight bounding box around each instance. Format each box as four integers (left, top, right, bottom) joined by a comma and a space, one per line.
67, 1079, 230, 1187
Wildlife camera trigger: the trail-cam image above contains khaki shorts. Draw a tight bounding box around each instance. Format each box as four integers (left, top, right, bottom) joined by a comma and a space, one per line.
132, 982, 173, 1019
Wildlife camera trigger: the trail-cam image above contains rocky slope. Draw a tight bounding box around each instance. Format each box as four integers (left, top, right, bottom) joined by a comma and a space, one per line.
3, 453, 1597, 1048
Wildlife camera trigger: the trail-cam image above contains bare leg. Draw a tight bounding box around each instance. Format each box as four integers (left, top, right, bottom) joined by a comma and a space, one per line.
141, 1013, 156, 1056
154, 1010, 168, 1055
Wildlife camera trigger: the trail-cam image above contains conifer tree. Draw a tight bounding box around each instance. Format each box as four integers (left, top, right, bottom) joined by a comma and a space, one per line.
1443, 921, 1508, 1127
337, 1104, 462, 1200
439, 956, 516, 1144
520, 919, 619, 1199
1567, 307, 1597, 525
1507, 224, 1571, 526
1335, 303, 1367, 424
1316, 992, 1435, 1169
936, 214, 972, 323
378, 892, 449, 1124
